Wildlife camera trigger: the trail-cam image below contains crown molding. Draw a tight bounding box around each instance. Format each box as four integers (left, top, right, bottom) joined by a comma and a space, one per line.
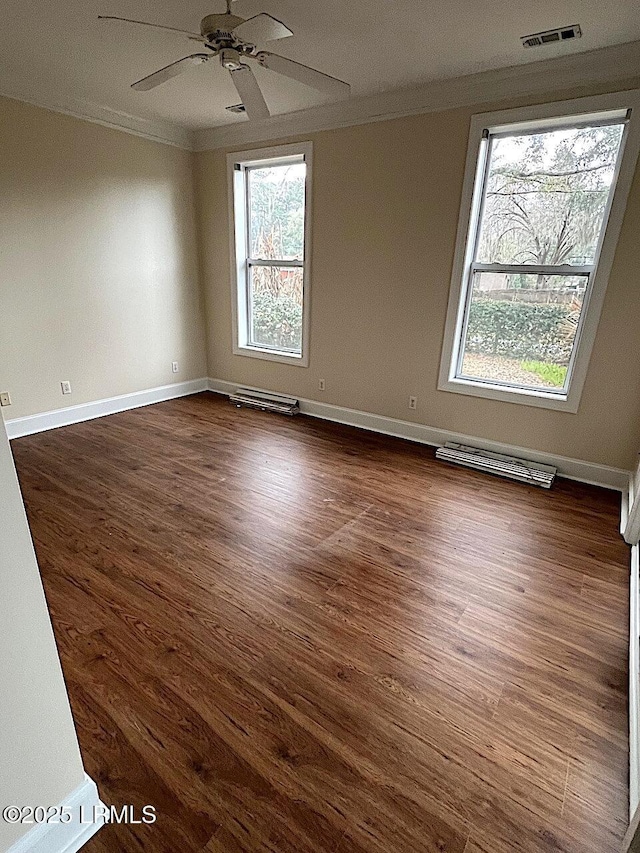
2, 40, 638, 152
193, 40, 640, 151
0, 84, 194, 149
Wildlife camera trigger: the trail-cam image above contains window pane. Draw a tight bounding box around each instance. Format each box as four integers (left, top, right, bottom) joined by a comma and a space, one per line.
248, 162, 306, 261
476, 123, 625, 266
458, 272, 587, 390
249, 266, 303, 353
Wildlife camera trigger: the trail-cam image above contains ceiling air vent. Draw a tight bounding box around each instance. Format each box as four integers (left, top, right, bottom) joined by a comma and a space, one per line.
521, 24, 582, 48
226, 103, 247, 114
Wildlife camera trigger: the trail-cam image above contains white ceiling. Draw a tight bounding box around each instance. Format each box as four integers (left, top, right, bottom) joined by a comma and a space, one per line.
1, 0, 639, 132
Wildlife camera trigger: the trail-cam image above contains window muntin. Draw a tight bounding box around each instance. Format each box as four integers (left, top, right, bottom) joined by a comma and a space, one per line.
230, 144, 311, 364
450, 110, 628, 399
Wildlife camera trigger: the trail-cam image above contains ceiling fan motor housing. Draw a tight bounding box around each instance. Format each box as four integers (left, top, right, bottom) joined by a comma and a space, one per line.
200, 13, 244, 39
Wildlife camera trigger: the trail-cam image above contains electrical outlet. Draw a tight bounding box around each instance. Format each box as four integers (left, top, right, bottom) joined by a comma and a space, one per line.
318, 379, 326, 391
0, 391, 11, 407
409, 396, 417, 410
172, 361, 179, 373
61, 381, 72, 395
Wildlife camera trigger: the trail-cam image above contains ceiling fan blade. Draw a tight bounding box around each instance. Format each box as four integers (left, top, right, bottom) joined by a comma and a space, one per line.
232, 13, 293, 44
229, 66, 270, 120
98, 16, 204, 39
132, 54, 209, 91
256, 52, 350, 97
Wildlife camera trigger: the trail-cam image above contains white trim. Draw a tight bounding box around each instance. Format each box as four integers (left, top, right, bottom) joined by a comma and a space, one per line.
6, 774, 105, 853
436, 377, 577, 411
227, 142, 312, 368
437, 89, 640, 413
207, 378, 629, 490
625, 467, 640, 545
631, 543, 640, 818
193, 41, 640, 151
624, 460, 640, 820
229, 346, 307, 366
0, 88, 193, 150
622, 474, 633, 536
3, 379, 208, 440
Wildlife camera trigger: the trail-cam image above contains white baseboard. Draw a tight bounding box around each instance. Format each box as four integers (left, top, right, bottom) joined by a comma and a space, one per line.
3, 375, 628, 490
209, 378, 630, 491
4, 379, 209, 440
6, 774, 105, 853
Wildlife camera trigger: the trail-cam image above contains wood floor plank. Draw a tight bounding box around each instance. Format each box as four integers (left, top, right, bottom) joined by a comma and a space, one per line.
10, 392, 630, 853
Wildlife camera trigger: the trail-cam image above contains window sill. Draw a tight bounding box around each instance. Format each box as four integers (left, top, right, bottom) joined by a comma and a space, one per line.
233, 344, 308, 368
438, 376, 579, 412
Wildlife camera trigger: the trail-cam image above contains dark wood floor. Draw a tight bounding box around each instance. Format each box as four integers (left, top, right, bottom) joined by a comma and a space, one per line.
11, 393, 630, 852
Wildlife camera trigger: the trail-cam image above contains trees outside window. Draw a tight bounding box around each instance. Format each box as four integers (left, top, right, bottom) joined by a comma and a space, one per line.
439, 94, 640, 411
247, 162, 305, 352
459, 121, 625, 392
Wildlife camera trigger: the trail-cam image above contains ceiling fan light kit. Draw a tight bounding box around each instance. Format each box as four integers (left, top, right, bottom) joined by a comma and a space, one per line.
220, 49, 243, 71
100, 1, 350, 121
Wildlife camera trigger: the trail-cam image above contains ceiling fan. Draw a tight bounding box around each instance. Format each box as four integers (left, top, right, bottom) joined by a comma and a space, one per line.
99, 1, 351, 120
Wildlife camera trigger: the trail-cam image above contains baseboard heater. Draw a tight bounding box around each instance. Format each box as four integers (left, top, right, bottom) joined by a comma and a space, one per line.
435, 442, 556, 488
229, 387, 300, 416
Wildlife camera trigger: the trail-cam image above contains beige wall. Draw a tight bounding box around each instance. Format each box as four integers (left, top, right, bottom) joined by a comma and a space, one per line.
195, 79, 640, 470
0, 410, 85, 850
0, 96, 206, 421
3, 81, 640, 469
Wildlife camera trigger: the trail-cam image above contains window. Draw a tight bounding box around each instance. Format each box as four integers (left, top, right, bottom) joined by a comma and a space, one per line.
439, 92, 640, 411
229, 143, 312, 365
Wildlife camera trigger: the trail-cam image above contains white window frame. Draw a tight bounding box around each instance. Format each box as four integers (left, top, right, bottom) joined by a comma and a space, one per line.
228, 142, 313, 367
438, 90, 640, 412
